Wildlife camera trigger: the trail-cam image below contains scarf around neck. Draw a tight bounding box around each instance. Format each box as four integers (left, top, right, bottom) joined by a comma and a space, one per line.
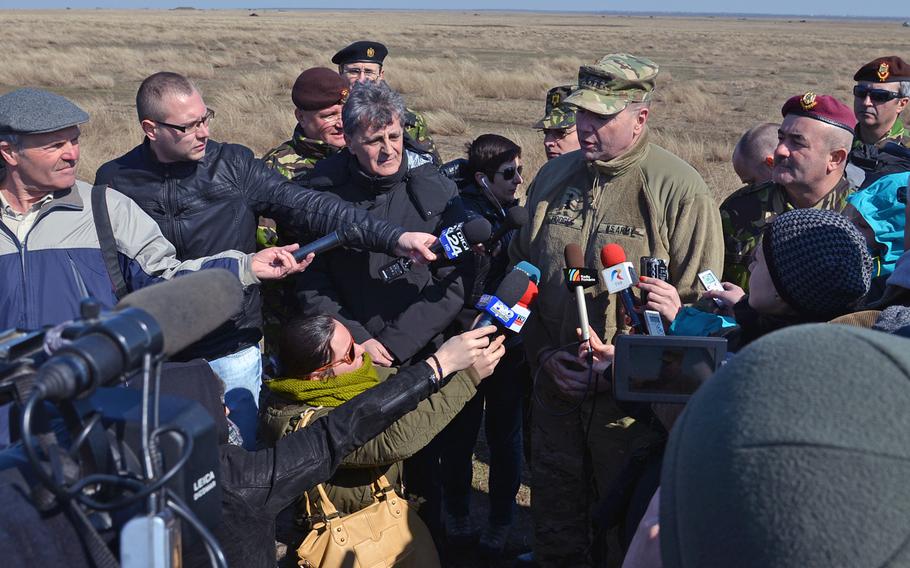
265, 353, 380, 407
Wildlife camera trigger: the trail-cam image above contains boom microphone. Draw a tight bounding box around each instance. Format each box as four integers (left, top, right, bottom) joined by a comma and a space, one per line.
485, 206, 528, 247
564, 243, 597, 346
379, 217, 492, 281
292, 224, 364, 262
600, 244, 643, 334
35, 270, 243, 401
473, 269, 530, 330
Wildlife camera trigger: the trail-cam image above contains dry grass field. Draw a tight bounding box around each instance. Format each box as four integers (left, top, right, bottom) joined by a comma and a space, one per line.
2, 9, 908, 201
2, 9, 907, 564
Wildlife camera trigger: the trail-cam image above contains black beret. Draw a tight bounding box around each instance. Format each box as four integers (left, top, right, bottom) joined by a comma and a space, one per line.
291, 67, 350, 111
854, 56, 910, 83
0, 88, 89, 135
331, 41, 388, 66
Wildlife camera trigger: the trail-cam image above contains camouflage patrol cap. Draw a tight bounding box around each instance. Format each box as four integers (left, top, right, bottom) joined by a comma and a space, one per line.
564, 54, 659, 116
533, 85, 577, 130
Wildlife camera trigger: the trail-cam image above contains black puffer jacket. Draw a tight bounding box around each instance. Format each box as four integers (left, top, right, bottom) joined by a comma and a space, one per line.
94, 139, 404, 361
296, 148, 468, 363
460, 182, 519, 296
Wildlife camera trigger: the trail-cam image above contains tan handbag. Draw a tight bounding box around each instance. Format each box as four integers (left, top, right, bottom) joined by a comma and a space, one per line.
293, 410, 441, 568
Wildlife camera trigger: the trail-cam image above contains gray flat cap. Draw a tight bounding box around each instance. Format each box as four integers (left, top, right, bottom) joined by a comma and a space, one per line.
0, 88, 89, 135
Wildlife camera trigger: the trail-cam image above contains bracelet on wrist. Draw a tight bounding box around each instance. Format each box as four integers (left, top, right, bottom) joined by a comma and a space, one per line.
428, 354, 444, 385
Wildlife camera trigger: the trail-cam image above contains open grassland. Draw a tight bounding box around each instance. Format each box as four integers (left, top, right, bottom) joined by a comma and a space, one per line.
1, 10, 909, 200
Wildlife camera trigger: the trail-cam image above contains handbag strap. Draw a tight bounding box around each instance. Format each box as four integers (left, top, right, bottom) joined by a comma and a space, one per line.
90, 184, 129, 300
293, 409, 341, 519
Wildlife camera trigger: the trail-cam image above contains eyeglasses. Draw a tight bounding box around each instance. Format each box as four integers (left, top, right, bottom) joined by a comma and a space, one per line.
155, 108, 215, 134
309, 336, 357, 375
495, 165, 523, 181
853, 86, 904, 103
542, 127, 577, 141
342, 66, 380, 80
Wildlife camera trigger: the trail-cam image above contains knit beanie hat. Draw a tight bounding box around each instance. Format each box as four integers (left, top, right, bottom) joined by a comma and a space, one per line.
660, 324, 910, 568
761, 208, 872, 319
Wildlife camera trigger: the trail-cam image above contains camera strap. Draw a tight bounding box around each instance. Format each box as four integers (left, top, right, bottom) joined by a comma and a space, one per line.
91, 185, 129, 301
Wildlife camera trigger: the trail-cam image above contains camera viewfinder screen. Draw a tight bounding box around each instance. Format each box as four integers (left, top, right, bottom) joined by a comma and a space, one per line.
628, 346, 718, 395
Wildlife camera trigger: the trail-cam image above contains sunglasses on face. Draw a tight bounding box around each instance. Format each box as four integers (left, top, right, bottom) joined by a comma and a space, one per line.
853, 85, 904, 103
310, 336, 357, 375
495, 165, 523, 181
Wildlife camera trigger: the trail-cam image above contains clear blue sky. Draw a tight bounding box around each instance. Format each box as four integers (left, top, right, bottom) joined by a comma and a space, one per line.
0, 1, 904, 18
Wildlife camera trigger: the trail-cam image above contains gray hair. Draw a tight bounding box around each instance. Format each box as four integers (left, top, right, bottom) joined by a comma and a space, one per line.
900, 81, 910, 99
136, 71, 198, 122
734, 122, 780, 163
341, 81, 406, 138
0, 133, 19, 178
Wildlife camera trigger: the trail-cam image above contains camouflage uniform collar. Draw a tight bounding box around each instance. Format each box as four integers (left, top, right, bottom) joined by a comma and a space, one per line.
588, 128, 650, 178
291, 125, 338, 161
778, 175, 853, 210
853, 117, 907, 149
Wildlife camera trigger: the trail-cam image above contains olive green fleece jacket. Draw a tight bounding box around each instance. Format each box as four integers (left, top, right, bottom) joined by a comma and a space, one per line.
510, 134, 724, 359
259, 367, 477, 520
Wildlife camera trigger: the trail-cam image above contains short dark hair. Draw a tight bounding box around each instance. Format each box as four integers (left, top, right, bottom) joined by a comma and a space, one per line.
465, 134, 521, 180
277, 315, 337, 377
136, 72, 197, 122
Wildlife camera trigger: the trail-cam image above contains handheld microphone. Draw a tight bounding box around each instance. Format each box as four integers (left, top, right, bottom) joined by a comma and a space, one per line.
473, 269, 530, 331
292, 224, 364, 262
35, 270, 244, 402
379, 217, 492, 282
563, 243, 597, 346
485, 206, 528, 247
514, 261, 541, 284
507, 280, 538, 333
600, 244, 644, 334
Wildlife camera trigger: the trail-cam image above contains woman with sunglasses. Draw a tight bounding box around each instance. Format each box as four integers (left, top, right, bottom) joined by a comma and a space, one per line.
259, 315, 505, 552
433, 134, 528, 558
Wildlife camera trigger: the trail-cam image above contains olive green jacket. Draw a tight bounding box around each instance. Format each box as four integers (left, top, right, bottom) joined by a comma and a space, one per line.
259, 366, 476, 520
510, 134, 724, 360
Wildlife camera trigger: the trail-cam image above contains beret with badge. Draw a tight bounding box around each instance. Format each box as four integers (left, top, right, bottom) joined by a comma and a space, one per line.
781, 92, 855, 134
0, 88, 89, 135
564, 53, 659, 116
331, 41, 388, 66
854, 56, 910, 83
533, 85, 577, 130
291, 67, 350, 111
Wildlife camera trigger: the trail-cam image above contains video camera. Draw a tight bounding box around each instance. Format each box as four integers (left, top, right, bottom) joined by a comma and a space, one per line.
0, 270, 244, 568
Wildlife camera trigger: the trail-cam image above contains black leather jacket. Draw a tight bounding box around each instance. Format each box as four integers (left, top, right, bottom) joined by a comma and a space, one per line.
185, 361, 441, 568
94, 139, 405, 360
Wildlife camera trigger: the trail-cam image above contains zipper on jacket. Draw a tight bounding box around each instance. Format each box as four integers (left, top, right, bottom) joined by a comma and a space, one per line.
0, 222, 29, 329
164, 173, 182, 252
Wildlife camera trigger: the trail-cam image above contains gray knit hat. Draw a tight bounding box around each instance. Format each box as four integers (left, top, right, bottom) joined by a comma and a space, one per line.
762, 208, 872, 319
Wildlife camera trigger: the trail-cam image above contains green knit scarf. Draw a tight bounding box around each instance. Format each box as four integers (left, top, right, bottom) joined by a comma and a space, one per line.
265, 353, 380, 407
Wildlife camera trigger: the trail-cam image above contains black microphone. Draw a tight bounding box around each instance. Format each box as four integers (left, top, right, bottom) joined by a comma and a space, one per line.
563, 243, 598, 345
379, 217, 492, 282
35, 270, 243, 402
292, 224, 363, 262
485, 206, 528, 248
473, 269, 530, 330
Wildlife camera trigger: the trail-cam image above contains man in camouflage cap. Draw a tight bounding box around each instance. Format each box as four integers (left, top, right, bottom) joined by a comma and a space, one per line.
533, 84, 581, 160
847, 56, 910, 187
511, 54, 722, 568
721, 92, 856, 290
331, 39, 439, 162
262, 67, 350, 182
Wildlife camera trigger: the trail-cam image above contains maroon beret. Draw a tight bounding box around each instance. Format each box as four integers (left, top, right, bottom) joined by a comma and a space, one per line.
854, 56, 910, 83
291, 67, 350, 111
781, 92, 855, 134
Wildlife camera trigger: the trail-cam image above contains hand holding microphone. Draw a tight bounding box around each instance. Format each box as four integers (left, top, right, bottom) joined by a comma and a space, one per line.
380, 217, 492, 282
600, 244, 644, 334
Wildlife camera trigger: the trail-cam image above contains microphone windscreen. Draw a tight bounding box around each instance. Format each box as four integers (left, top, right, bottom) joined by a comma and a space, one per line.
494, 270, 531, 307
600, 243, 627, 267
564, 243, 585, 268
462, 216, 493, 244
505, 206, 529, 229
517, 281, 539, 307
117, 269, 243, 357
514, 261, 541, 284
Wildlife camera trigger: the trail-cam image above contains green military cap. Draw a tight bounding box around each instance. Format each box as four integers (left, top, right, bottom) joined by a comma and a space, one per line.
0, 88, 89, 135
533, 85, 577, 130
564, 53, 659, 116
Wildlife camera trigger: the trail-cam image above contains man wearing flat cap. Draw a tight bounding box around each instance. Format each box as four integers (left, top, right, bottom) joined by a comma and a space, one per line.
510, 54, 723, 567
848, 56, 910, 187
0, 88, 308, 346
721, 92, 857, 290
262, 67, 350, 182
533, 84, 581, 161
332, 40, 439, 162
